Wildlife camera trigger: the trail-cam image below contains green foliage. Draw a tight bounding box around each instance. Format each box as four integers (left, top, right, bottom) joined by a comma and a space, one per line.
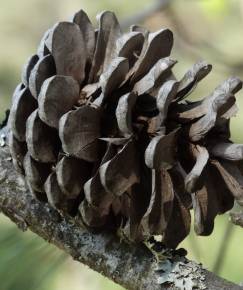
199, 0, 229, 18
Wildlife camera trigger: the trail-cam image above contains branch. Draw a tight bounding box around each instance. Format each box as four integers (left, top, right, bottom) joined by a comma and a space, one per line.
165, 6, 243, 76
120, 1, 243, 76
120, 0, 171, 30
0, 129, 242, 290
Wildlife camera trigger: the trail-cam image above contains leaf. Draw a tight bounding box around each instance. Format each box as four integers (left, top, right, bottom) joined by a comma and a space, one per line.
210, 142, 243, 161
156, 80, 179, 123
145, 129, 179, 170
21, 55, 39, 87
26, 110, 60, 163
116, 31, 144, 67
162, 193, 191, 248
141, 169, 174, 236
176, 60, 212, 101
130, 29, 173, 83
71, 9, 96, 66
8, 131, 27, 174
59, 105, 101, 162
211, 159, 243, 206
46, 21, 86, 83
185, 145, 209, 193
56, 156, 91, 198
99, 140, 140, 196
116, 92, 137, 135
9, 87, 37, 142
23, 153, 51, 193
133, 58, 177, 95
88, 11, 121, 83
38, 75, 80, 128
29, 54, 56, 99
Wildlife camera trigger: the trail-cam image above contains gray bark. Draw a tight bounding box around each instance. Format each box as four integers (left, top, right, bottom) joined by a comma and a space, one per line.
0, 129, 242, 290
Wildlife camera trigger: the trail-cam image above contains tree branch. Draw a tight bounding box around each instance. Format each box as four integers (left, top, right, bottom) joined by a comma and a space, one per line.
0, 129, 242, 290
120, 0, 171, 30
120, 0, 243, 77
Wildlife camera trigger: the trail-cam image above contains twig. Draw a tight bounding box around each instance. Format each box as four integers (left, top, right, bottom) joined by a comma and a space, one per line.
120, 0, 171, 30
166, 6, 243, 76
121, 0, 243, 76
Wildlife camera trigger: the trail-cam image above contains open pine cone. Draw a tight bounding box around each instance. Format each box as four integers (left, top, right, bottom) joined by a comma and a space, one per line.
8, 9, 243, 248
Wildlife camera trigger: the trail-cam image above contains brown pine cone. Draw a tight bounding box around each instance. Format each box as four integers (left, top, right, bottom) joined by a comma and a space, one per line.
8, 9, 243, 248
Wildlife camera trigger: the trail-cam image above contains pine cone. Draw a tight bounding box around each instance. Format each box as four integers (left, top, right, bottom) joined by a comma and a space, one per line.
8, 9, 243, 248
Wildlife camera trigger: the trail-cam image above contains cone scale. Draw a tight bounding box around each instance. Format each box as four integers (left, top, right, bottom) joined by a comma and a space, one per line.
8, 9, 243, 248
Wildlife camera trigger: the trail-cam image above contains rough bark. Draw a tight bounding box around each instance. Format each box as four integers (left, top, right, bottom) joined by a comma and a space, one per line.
0, 128, 242, 290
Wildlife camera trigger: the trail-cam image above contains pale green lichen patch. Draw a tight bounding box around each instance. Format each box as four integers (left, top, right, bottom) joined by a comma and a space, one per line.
144, 238, 207, 289
156, 257, 207, 290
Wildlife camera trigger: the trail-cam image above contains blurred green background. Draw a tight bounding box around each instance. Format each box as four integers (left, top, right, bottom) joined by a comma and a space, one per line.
1, 0, 243, 289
